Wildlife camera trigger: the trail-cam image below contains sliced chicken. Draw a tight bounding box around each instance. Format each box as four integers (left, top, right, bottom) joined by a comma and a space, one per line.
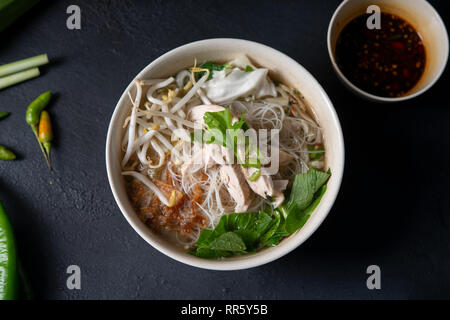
279, 150, 294, 167
220, 164, 253, 212
187, 103, 287, 208
188, 104, 237, 165
273, 180, 289, 192
259, 145, 294, 167
181, 147, 214, 174
181, 144, 234, 174
204, 144, 233, 165
241, 167, 285, 208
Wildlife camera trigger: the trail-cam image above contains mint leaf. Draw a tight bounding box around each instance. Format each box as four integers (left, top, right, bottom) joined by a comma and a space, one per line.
288, 168, 331, 211
207, 232, 246, 252
194, 247, 230, 259
203, 108, 233, 134
263, 169, 331, 245
192, 211, 274, 258
285, 185, 327, 234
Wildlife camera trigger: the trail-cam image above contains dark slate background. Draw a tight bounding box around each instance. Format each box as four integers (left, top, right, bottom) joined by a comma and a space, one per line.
0, 0, 449, 300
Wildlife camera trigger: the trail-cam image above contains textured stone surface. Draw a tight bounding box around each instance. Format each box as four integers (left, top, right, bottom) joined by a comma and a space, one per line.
0, 0, 449, 299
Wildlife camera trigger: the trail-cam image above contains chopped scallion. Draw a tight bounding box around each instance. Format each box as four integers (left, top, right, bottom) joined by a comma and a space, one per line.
0, 68, 40, 90
249, 169, 261, 182
0, 54, 48, 78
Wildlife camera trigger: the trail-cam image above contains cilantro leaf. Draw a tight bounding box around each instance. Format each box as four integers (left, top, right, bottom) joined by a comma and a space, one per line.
195, 62, 232, 81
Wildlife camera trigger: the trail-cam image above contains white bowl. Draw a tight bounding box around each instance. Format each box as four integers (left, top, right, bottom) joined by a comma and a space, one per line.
327, 0, 449, 102
106, 39, 345, 270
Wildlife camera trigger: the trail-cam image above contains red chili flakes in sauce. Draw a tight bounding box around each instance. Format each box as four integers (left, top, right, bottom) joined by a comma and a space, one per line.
335, 12, 426, 97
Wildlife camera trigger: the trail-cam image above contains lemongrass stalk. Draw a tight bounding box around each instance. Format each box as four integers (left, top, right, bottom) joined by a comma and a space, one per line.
0, 68, 40, 90
0, 54, 48, 78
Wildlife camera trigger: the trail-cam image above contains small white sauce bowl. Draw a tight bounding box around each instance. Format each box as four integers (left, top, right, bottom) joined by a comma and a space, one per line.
105, 39, 345, 270
327, 0, 449, 102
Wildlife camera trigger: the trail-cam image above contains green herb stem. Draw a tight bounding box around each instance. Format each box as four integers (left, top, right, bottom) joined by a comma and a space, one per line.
0, 54, 48, 78
0, 68, 40, 90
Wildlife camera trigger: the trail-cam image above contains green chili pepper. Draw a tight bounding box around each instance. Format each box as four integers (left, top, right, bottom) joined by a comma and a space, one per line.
25, 90, 52, 126
0, 201, 19, 300
18, 262, 33, 300
0, 112, 9, 120
0, 146, 16, 160
25, 91, 52, 169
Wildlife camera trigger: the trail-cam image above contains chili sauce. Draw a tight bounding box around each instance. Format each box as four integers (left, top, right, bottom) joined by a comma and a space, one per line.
335, 12, 426, 97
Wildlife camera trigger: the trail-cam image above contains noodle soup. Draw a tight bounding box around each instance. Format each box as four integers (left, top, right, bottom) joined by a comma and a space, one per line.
121, 55, 330, 258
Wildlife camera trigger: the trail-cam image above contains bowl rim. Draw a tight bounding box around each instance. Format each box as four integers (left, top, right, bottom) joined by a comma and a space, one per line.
105, 38, 345, 270
327, 0, 449, 103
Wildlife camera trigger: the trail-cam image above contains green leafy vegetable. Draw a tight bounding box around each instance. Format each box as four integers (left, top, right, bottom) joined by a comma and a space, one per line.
191, 210, 274, 258
284, 185, 327, 234
199, 108, 252, 164
203, 108, 233, 144
201, 108, 261, 170
208, 232, 246, 252
191, 168, 331, 258
245, 65, 254, 72
288, 168, 330, 211
0, 0, 40, 34
195, 62, 231, 81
